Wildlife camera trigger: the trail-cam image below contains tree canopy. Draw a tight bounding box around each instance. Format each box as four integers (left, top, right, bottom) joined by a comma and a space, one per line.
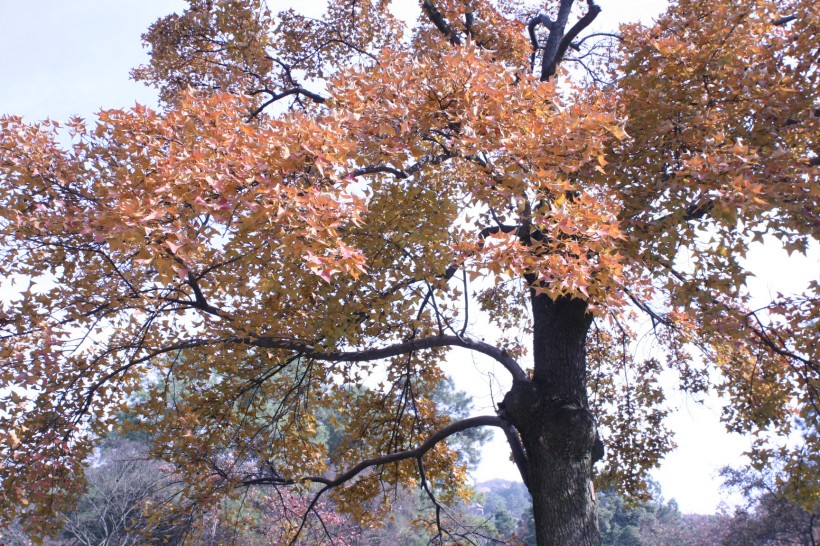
0, 0, 817, 544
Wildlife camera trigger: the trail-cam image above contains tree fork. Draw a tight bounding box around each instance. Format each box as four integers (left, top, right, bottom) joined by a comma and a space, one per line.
535, 0, 602, 81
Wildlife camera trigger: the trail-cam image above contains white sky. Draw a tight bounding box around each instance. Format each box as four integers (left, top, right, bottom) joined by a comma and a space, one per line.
1, 0, 816, 515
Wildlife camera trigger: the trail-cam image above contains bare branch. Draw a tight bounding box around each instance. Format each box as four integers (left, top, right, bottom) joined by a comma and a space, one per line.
572, 31, 623, 49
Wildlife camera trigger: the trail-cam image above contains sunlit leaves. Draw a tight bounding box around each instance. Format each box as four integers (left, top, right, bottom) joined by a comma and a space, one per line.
135, 0, 276, 103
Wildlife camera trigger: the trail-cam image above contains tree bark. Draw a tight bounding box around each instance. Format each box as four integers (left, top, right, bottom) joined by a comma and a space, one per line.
503, 294, 601, 546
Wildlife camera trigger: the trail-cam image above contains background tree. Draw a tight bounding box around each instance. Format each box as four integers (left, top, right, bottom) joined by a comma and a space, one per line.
720, 449, 819, 546
0, 0, 817, 545
0, 379, 497, 545
58, 439, 180, 546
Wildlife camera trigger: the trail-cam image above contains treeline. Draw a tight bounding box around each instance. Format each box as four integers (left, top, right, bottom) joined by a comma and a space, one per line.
483, 478, 819, 546
3, 378, 816, 545
3, 438, 816, 545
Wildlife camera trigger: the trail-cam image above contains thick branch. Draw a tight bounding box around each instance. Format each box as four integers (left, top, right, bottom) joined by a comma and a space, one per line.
684, 198, 715, 220
464, 11, 475, 39
78, 325, 527, 425
348, 165, 407, 178
421, 0, 462, 45
538, 0, 601, 81
528, 13, 554, 69
772, 14, 797, 26
529, 13, 555, 48
245, 334, 528, 382
539, 0, 574, 81
479, 224, 520, 239
247, 87, 326, 118
478, 223, 545, 244
184, 270, 230, 318
554, 0, 602, 71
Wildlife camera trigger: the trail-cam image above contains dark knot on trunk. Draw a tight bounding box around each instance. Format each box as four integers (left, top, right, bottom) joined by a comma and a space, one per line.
503, 380, 599, 461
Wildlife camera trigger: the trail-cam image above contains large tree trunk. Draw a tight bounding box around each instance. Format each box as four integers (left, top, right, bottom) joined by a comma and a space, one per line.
503, 294, 601, 546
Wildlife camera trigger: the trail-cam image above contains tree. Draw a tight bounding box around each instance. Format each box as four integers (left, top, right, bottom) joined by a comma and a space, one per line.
596, 487, 708, 546
56, 439, 187, 546
0, 0, 817, 544
720, 456, 819, 546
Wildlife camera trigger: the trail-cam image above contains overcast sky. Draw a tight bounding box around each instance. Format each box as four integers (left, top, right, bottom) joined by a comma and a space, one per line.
1, 0, 816, 515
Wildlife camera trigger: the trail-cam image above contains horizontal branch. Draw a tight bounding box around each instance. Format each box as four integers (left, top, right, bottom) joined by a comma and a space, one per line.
248, 87, 326, 118
477, 223, 545, 244
772, 14, 797, 26
572, 32, 623, 49
348, 152, 453, 180
245, 334, 528, 382
348, 165, 406, 178
77, 331, 528, 426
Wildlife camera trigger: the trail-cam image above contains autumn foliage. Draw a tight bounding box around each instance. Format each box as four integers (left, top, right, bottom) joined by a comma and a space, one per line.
0, 0, 817, 543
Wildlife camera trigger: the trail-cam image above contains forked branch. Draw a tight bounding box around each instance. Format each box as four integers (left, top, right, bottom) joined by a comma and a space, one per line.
239, 415, 507, 544
532, 0, 602, 81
